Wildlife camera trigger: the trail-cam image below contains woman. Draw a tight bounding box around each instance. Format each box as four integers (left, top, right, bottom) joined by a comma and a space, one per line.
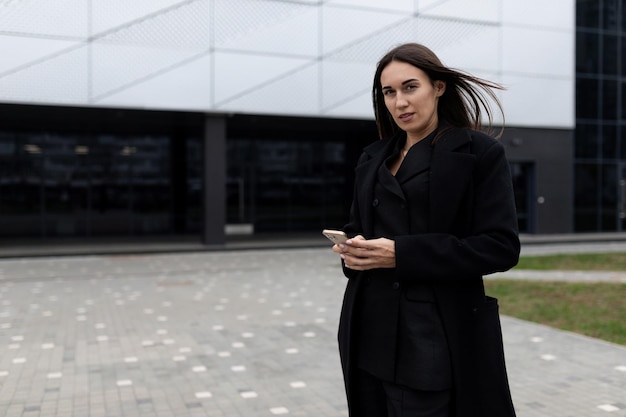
332, 43, 520, 417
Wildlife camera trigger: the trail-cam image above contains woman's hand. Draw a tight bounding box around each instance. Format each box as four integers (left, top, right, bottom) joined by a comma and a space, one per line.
333, 236, 396, 270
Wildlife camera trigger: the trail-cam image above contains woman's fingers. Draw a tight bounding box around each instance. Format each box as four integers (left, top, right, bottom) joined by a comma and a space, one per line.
341, 237, 396, 270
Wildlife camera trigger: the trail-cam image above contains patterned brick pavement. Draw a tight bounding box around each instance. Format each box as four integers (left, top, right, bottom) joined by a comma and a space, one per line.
0, 248, 624, 416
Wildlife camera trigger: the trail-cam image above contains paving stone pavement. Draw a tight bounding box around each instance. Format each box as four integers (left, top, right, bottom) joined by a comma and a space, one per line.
0, 248, 624, 417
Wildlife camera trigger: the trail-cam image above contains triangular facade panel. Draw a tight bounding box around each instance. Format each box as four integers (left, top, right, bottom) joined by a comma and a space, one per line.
0, 45, 88, 103
94, 53, 213, 111
321, 5, 410, 56
91, 43, 201, 100
217, 63, 320, 116
324, 90, 373, 119
215, 0, 312, 50
98, 1, 210, 50
321, 61, 372, 111
91, 0, 188, 36
326, 0, 414, 13
0, 0, 88, 38
0, 36, 81, 74
214, 52, 312, 105
216, 2, 318, 57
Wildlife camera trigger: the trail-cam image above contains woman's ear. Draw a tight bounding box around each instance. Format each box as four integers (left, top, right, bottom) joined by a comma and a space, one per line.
435, 80, 446, 97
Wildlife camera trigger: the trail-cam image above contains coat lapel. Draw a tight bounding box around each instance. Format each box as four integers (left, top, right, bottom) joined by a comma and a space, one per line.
355, 128, 476, 236
354, 136, 399, 236
429, 128, 476, 233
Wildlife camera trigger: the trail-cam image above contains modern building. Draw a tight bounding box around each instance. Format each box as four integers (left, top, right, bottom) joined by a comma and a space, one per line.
0, 0, 601, 248
575, 0, 626, 232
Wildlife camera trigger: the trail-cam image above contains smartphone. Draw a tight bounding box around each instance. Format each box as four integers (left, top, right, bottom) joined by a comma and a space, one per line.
322, 229, 348, 245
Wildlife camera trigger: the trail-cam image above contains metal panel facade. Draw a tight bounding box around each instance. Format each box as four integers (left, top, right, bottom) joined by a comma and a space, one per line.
0, 0, 574, 127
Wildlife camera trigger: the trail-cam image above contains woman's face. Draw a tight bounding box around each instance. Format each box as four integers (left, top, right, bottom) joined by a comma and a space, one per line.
380, 60, 444, 141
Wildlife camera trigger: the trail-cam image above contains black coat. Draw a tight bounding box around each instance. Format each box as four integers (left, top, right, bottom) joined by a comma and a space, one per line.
338, 127, 520, 417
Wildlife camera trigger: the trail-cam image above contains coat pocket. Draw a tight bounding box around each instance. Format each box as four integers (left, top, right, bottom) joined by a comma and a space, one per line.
467, 295, 517, 416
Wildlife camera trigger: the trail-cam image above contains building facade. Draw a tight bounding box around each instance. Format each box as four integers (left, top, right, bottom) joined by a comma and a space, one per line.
0, 0, 581, 246
575, 0, 626, 232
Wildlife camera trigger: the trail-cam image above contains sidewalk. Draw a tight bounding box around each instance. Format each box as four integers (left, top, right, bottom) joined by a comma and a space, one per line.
2, 232, 626, 259
0, 248, 624, 417
491, 269, 626, 283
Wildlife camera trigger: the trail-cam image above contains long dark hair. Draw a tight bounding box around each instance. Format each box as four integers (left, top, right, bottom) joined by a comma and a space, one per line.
372, 43, 504, 141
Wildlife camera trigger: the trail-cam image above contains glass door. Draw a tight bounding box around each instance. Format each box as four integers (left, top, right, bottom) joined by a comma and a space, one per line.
509, 162, 535, 233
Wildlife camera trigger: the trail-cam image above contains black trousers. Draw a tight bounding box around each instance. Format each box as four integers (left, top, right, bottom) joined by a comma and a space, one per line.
352, 368, 451, 417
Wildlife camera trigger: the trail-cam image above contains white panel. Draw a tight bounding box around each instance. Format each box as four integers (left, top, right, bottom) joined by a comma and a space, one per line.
324, 91, 373, 119
99, 1, 210, 49
214, 52, 312, 105
216, 4, 318, 56
327, 17, 500, 66
0, 45, 88, 103
326, 21, 413, 64
329, 17, 495, 64
91, 0, 186, 35
322, 6, 409, 55
321, 61, 372, 110
0, 0, 576, 130
503, 0, 574, 30
417, 0, 500, 23
91, 43, 199, 100
417, 19, 500, 74
325, 0, 414, 13
217, 63, 320, 116
95, 54, 212, 111
502, 75, 574, 128
0, 36, 81, 74
0, 0, 88, 38
502, 27, 573, 78
215, 0, 305, 46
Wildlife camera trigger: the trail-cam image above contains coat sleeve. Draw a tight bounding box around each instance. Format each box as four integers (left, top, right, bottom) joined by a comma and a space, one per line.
395, 140, 520, 281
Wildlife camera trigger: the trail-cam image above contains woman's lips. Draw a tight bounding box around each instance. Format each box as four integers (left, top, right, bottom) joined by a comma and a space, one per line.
398, 113, 414, 122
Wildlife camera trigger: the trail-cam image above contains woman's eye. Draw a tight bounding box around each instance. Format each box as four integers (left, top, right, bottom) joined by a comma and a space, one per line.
383, 90, 395, 96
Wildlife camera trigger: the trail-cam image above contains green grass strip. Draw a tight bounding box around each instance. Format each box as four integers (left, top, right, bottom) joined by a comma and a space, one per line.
485, 279, 626, 345
515, 252, 626, 271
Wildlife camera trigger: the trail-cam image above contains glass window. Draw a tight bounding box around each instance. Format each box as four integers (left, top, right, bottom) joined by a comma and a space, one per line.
603, 0, 619, 31
40, 134, 90, 236
0, 133, 44, 237
88, 135, 174, 236
0, 107, 206, 240
575, 123, 600, 158
622, 36, 626, 77
602, 35, 618, 75
509, 162, 534, 233
131, 136, 171, 235
602, 124, 618, 159
185, 137, 203, 233
576, 31, 599, 74
602, 80, 618, 120
621, 82, 626, 119
576, 78, 599, 119
601, 164, 618, 230
574, 163, 600, 231
577, 0, 600, 28
227, 138, 348, 233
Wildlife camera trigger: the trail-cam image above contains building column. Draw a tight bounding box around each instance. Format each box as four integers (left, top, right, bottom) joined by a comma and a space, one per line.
203, 115, 226, 245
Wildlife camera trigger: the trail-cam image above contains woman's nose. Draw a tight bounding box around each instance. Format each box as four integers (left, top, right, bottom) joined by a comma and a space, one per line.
395, 94, 409, 107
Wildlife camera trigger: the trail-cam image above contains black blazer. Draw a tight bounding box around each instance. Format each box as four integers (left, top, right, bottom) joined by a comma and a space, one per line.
355, 134, 452, 391
338, 127, 520, 417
